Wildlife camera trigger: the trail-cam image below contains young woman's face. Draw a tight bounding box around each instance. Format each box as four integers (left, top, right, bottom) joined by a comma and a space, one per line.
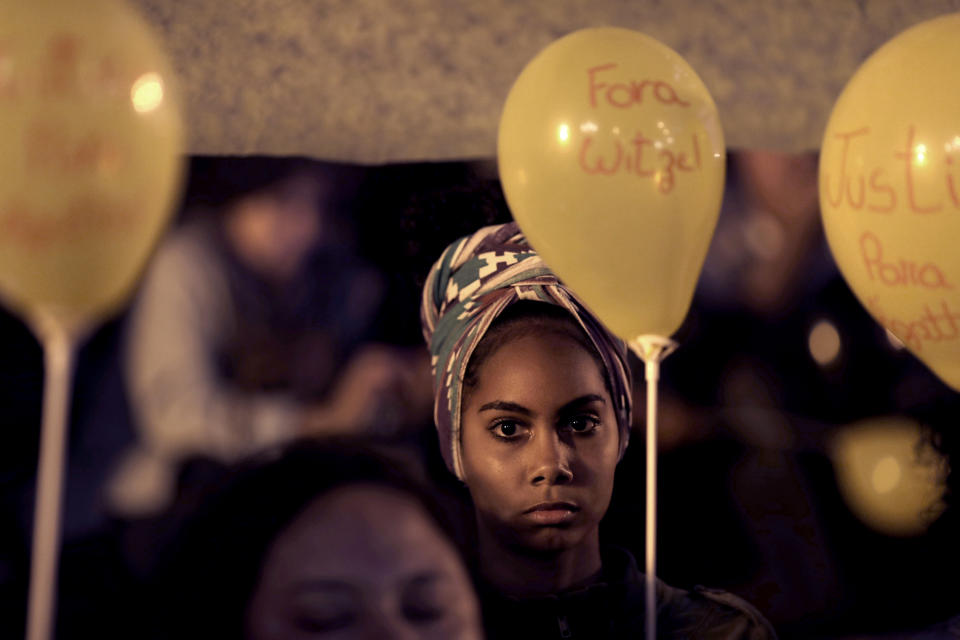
460, 328, 620, 554
246, 484, 482, 640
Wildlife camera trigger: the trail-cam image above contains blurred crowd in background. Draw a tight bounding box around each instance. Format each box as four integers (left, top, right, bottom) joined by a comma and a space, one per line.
1, 152, 957, 639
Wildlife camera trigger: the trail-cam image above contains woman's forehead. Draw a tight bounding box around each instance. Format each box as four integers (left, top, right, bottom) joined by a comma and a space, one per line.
267, 485, 461, 575
481, 314, 596, 361
472, 331, 610, 400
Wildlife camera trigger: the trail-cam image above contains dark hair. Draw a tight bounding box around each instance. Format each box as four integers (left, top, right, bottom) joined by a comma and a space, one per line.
916, 394, 960, 523
183, 155, 323, 211
461, 301, 614, 405
150, 437, 459, 639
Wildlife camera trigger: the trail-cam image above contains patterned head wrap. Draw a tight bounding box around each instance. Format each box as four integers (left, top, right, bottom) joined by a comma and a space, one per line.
420, 222, 633, 479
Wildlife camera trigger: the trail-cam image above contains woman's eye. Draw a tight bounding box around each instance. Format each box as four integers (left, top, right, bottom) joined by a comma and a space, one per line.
290, 593, 359, 632
401, 576, 448, 623
293, 610, 357, 632
402, 600, 445, 623
565, 415, 599, 433
490, 420, 522, 439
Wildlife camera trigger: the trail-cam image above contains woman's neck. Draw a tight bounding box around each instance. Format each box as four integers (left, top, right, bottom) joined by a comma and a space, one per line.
476, 525, 603, 598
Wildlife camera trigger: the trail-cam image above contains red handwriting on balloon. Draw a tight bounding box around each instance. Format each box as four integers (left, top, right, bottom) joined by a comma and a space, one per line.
892, 126, 943, 213
867, 296, 960, 352
578, 132, 701, 194
860, 232, 953, 289
0, 41, 19, 99
40, 33, 81, 97
0, 196, 138, 251
0, 33, 128, 103
24, 121, 125, 175
823, 125, 960, 214
945, 142, 959, 208
587, 64, 690, 109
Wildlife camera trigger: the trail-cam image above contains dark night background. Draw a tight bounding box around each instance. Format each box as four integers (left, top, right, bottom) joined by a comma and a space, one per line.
2, 153, 958, 639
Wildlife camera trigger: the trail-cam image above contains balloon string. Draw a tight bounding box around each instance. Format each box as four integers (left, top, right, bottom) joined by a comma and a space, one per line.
26, 323, 76, 640
627, 335, 677, 640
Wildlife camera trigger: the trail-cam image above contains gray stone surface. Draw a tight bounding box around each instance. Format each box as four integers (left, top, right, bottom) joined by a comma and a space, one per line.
132, 0, 960, 162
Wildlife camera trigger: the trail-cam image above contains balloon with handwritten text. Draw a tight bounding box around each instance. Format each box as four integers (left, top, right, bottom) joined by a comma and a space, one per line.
498, 28, 725, 339
0, 0, 184, 330
819, 13, 960, 391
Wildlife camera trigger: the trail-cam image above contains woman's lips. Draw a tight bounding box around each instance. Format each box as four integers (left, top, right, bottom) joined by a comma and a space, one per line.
522, 502, 580, 526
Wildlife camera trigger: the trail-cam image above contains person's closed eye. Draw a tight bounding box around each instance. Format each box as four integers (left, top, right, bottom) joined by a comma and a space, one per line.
401, 574, 451, 624
290, 583, 360, 633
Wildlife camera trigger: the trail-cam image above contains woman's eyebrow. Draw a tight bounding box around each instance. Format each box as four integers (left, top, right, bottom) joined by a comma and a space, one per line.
557, 394, 606, 414
477, 400, 531, 414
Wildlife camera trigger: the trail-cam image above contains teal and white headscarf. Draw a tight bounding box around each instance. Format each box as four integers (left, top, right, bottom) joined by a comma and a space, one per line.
420, 222, 633, 479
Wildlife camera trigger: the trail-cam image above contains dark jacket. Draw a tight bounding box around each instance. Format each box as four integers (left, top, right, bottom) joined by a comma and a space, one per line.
478, 546, 777, 639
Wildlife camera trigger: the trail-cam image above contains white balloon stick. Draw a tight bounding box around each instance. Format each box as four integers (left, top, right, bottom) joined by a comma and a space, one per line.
629, 335, 677, 640
25, 317, 79, 640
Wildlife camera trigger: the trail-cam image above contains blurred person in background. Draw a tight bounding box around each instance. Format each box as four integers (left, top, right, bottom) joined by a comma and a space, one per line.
115, 157, 427, 515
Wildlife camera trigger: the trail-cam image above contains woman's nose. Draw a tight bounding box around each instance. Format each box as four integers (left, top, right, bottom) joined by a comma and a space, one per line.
529, 430, 573, 486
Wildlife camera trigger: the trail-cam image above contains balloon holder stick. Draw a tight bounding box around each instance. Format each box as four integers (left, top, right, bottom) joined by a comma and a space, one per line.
627, 334, 678, 640
25, 313, 83, 640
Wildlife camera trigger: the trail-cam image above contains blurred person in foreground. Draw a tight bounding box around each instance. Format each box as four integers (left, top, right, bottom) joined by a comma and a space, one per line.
116, 157, 426, 514
420, 222, 777, 639
147, 438, 483, 639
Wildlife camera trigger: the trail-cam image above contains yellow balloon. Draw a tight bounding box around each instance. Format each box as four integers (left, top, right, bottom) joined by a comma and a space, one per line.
498, 27, 725, 339
819, 13, 960, 391
0, 0, 184, 329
